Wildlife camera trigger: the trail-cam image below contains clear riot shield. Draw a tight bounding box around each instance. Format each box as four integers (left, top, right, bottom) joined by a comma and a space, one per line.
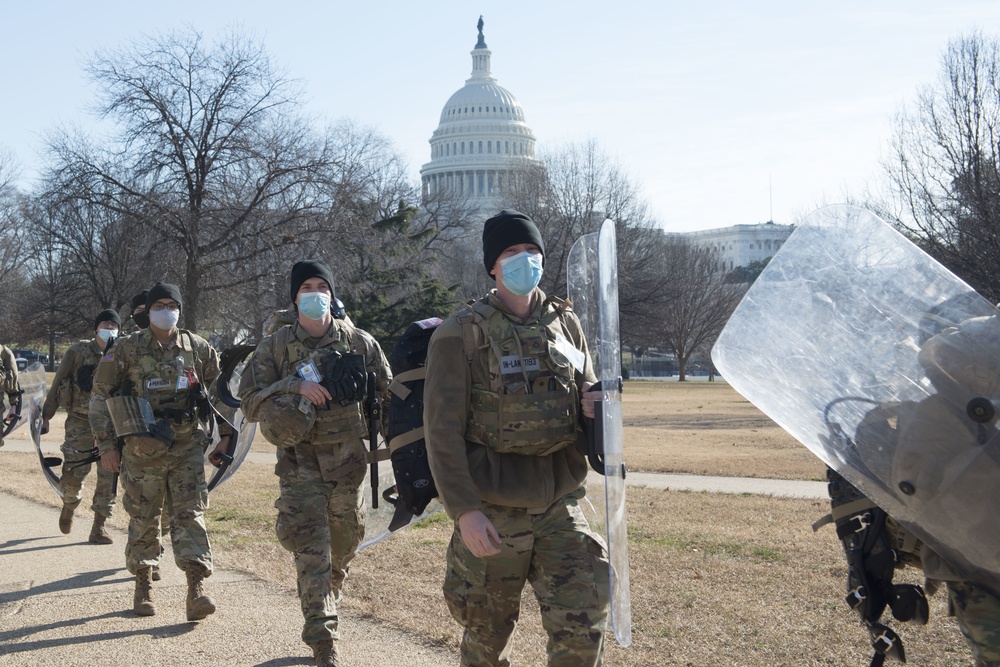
712, 204, 1000, 593
207, 353, 257, 492
567, 218, 632, 647
358, 467, 443, 551
20, 363, 61, 496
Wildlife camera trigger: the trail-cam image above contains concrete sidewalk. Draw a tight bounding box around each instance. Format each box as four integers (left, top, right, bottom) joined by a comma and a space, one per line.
0, 488, 457, 667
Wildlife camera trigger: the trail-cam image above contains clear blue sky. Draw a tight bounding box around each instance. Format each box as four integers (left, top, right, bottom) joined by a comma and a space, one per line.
3, 1, 1000, 232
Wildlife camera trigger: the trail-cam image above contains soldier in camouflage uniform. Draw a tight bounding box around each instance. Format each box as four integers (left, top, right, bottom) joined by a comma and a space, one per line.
0, 343, 20, 448
42, 309, 121, 543
119, 290, 150, 336
238, 260, 391, 667
424, 210, 610, 667
90, 282, 232, 620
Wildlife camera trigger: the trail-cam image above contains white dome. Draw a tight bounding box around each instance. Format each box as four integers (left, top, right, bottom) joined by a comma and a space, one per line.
420, 19, 541, 207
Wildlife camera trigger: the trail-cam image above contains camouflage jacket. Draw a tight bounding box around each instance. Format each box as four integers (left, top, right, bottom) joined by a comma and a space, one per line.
424, 289, 597, 519
89, 328, 228, 454
43, 339, 103, 420
0, 344, 18, 400
239, 318, 391, 447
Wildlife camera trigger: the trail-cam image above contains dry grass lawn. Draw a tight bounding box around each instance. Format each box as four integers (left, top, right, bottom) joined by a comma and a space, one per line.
0, 380, 973, 666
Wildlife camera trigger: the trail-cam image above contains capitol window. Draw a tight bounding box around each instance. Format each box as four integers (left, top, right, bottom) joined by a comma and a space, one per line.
461, 143, 465, 155
479, 141, 483, 153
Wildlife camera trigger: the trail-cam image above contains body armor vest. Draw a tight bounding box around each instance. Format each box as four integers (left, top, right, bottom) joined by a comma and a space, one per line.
137, 332, 201, 432
61, 342, 101, 417
276, 323, 367, 445
459, 298, 579, 456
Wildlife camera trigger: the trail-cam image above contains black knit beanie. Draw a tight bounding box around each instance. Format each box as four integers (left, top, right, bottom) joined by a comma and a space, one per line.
290, 260, 335, 302
130, 290, 149, 312
146, 282, 183, 310
94, 309, 122, 330
482, 210, 545, 276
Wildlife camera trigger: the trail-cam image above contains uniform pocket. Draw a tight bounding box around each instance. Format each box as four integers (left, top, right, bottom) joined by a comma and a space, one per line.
443, 530, 490, 628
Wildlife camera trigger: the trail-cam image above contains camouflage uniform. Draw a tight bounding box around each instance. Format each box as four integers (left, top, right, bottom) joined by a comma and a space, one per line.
0, 344, 19, 448
89, 328, 228, 575
238, 318, 391, 646
42, 340, 116, 517
425, 289, 610, 667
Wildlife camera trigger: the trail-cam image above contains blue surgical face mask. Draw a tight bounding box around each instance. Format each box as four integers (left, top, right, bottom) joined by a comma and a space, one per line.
499, 251, 544, 296
97, 329, 117, 344
298, 292, 332, 320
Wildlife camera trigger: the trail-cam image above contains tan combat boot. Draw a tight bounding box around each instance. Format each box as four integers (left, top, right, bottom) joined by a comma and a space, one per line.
310, 639, 340, 667
88, 514, 113, 544
185, 564, 216, 621
58, 505, 74, 534
151, 565, 161, 581
133, 567, 156, 616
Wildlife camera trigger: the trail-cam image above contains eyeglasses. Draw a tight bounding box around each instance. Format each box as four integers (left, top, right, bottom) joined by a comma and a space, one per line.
150, 302, 180, 312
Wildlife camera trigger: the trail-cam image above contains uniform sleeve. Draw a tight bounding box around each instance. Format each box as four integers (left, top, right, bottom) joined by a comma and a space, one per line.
360, 331, 393, 434
89, 341, 129, 455
237, 333, 302, 423
423, 318, 481, 520
42, 346, 76, 420
1, 347, 19, 398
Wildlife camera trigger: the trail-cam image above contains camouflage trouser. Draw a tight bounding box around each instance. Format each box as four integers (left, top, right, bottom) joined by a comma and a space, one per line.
60, 414, 116, 518
444, 493, 610, 667
948, 580, 1000, 666
274, 448, 366, 644
121, 433, 212, 576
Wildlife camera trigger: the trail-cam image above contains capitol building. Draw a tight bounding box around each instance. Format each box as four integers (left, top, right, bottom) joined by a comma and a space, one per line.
419, 18, 542, 211
420, 19, 793, 270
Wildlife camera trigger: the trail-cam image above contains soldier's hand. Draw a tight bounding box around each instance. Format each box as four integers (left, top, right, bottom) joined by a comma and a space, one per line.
458, 510, 502, 558
4, 405, 15, 422
298, 380, 332, 406
100, 449, 121, 473
208, 436, 232, 467
581, 381, 600, 419
41, 417, 50, 435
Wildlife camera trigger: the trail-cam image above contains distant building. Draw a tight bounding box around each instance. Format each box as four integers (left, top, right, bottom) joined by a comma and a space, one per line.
420, 17, 542, 213
681, 221, 795, 273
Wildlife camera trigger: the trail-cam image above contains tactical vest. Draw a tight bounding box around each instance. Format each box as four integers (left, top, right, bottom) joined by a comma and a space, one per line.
137, 331, 202, 433
275, 322, 367, 445
60, 342, 101, 417
458, 297, 579, 456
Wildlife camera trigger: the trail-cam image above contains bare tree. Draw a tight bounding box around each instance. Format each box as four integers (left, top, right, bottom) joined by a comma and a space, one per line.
882, 31, 1000, 301
45, 27, 333, 331
652, 239, 746, 381
0, 148, 27, 290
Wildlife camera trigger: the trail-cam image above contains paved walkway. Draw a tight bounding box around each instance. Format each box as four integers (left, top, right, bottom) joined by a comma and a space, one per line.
0, 433, 826, 666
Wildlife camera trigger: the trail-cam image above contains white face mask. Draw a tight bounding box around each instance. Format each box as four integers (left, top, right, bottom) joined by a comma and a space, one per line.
149, 308, 180, 330
97, 329, 117, 343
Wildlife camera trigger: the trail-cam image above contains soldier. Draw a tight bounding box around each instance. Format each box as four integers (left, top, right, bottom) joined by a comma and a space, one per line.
42, 309, 121, 543
120, 290, 149, 336
0, 342, 19, 447
424, 210, 610, 666
238, 260, 391, 667
90, 282, 231, 620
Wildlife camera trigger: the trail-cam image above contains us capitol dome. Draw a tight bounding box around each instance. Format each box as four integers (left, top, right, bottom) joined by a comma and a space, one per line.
420, 17, 541, 208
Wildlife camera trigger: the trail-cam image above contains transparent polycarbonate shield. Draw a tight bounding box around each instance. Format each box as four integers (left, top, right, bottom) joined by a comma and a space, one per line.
567, 218, 632, 647
21, 363, 61, 496
712, 204, 1000, 592
358, 464, 443, 551
207, 357, 256, 492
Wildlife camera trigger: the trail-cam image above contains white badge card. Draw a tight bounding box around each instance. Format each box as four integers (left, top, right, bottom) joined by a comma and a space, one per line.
500, 355, 540, 374
551, 334, 586, 374
176, 375, 189, 391
296, 360, 322, 383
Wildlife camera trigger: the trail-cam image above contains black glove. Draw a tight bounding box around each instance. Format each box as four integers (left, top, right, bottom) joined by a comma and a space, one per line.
76, 364, 96, 393
322, 353, 368, 406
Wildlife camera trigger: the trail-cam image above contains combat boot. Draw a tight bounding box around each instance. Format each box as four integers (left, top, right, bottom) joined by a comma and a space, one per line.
151, 565, 161, 581
88, 514, 113, 544
310, 639, 340, 667
185, 564, 216, 621
58, 505, 74, 534
133, 567, 156, 616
